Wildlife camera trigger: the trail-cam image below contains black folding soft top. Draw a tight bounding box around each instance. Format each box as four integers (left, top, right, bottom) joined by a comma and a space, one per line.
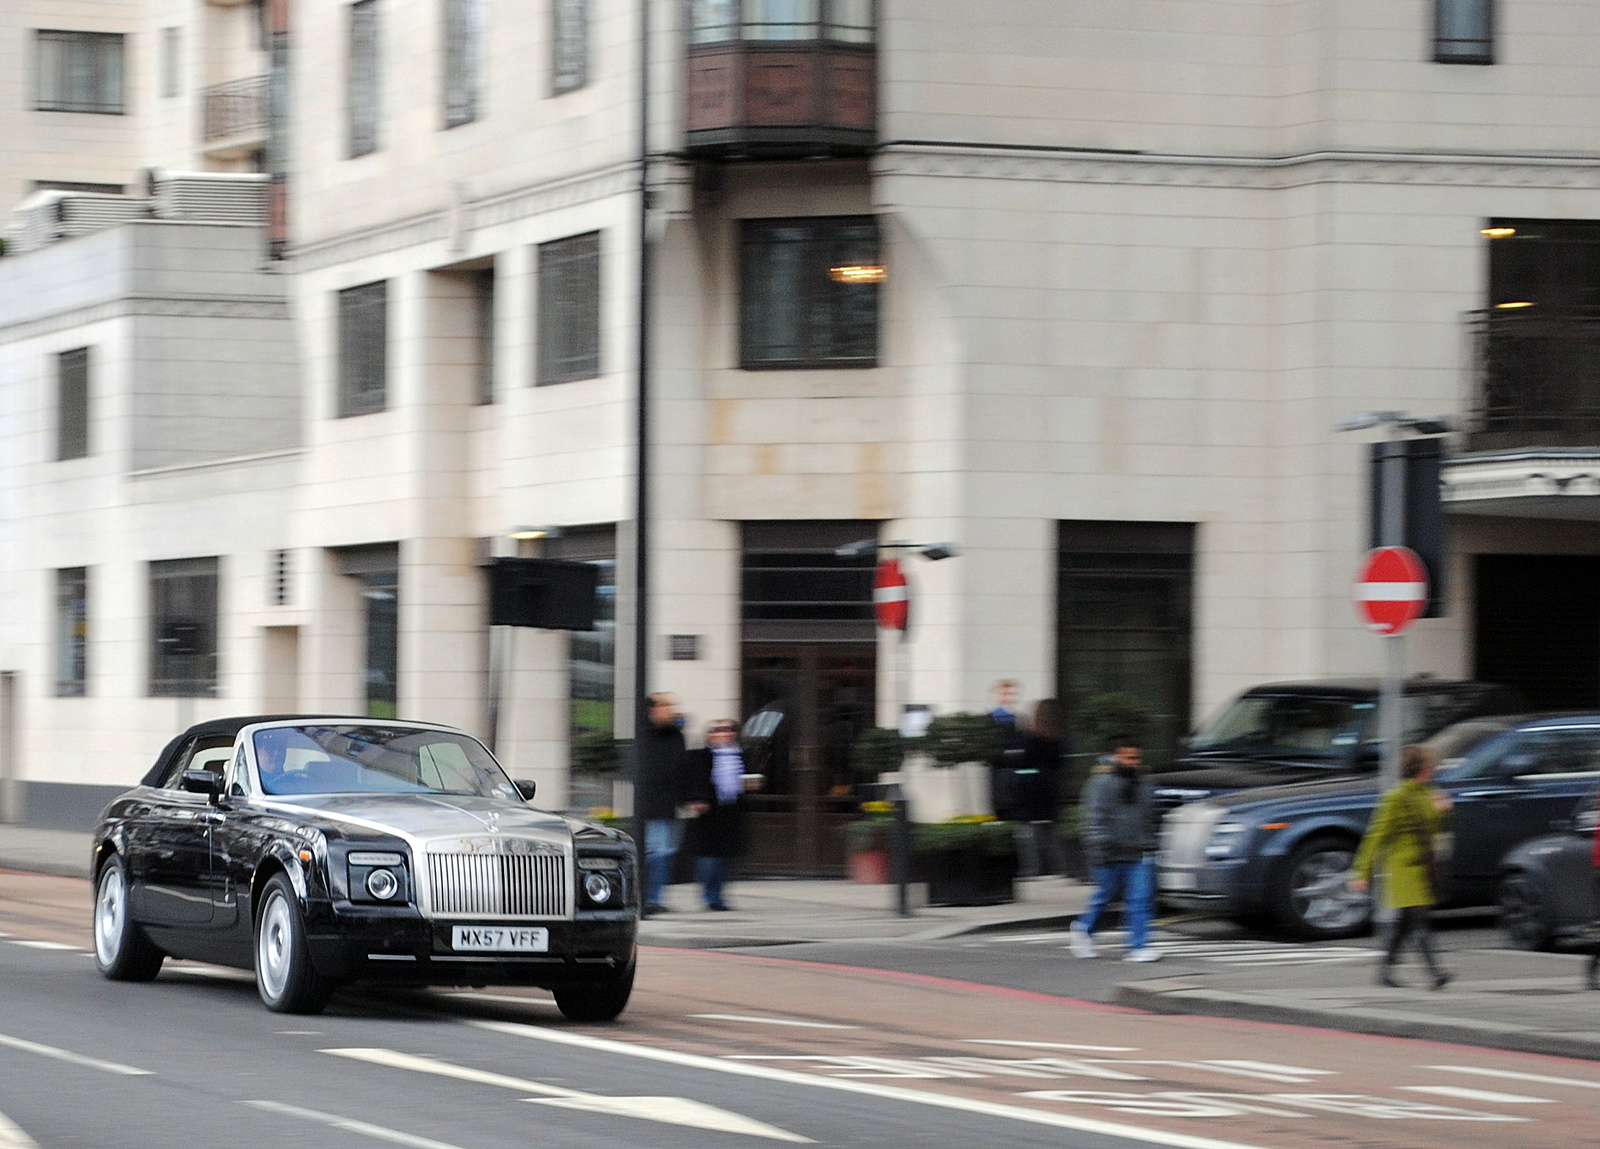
137, 715, 349, 788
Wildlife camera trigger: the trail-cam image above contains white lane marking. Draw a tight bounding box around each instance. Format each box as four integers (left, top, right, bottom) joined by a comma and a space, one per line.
0, 1032, 152, 1076
275, 1031, 325, 1036
1402, 1086, 1552, 1104
727, 1054, 1145, 1082
1205, 1062, 1337, 1082
691, 1014, 859, 1030
165, 965, 254, 981
242, 1100, 467, 1149
324, 1048, 811, 1142
0, 1109, 39, 1149
8, 941, 79, 952
1115, 1061, 1326, 1085
440, 991, 559, 1007
472, 1020, 1282, 1149
1024, 1088, 1525, 1122
966, 1039, 1140, 1053
1427, 1065, 1600, 1092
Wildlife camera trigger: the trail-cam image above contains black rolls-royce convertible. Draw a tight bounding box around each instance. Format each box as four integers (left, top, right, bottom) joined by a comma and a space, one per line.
90, 716, 637, 1018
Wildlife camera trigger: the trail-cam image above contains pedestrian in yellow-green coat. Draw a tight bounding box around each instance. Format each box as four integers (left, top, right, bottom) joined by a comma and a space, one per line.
1349, 744, 1453, 990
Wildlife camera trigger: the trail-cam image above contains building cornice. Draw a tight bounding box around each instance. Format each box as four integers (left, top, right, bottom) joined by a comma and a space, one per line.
0, 294, 288, 344
287, 160, 641, 272
873, 144, 1600, 191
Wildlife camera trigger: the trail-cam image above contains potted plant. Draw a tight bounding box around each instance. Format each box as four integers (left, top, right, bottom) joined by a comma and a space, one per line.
850, 727, 905, 782
843, 800, 896, 884
911, 815, 1018, 905
903, 713, 1003, 822
570, 729, 625, 812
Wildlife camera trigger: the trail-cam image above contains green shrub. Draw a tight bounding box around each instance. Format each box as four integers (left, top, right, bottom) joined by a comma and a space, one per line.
1075, 692, 1154, 753
920, 712, 1003, 767
850, 727, 905, 778
571, 729, 624, 775
911, 817, 1016, 856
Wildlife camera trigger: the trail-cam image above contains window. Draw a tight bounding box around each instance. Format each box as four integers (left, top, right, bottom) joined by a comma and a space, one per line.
537, 232, 601, 384
745, 0, 819, 40
690, 0, 738, 44
55, 568, 87, 697
1435, 0, 1493, 64
57, 348, 89, 460
544, 528, 616, 783
740, 216, 880, 368
338, 281, 388, 416
161, 27, 181, 98
690, 1, 872, 44
150, 557, 220, 697
552, 0, 587, 94
443, 0, 480, 127
32, 180, 123, 196
270, 549, 292, 606
474, 268, 496, 404
824, 0, 873, 44
336, 545, 399, 719
348, 0, 380, 157
740, 520, 879, 640
35, 31, 125, 114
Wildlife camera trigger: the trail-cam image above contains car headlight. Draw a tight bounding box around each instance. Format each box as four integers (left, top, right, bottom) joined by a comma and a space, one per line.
582, 871, 615, 905
365, 868, 400, 901
1204, 821, 1250, 859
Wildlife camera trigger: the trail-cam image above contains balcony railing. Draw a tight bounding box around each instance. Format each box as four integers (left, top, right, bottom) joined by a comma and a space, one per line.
686, 0, 875, 158
202, 75, 268, 143
1468, 309, 1600, 449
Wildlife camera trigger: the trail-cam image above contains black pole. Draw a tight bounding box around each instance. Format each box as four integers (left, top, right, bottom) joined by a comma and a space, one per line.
631, 0, 652, 867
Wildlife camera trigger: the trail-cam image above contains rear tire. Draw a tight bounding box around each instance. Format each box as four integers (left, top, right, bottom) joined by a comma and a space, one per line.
553, 961, 635, 1022
92, 853, 165, 982
1498, 871, 1554, 952
254, 874, 334, 1014
1274, 836, 1370, 940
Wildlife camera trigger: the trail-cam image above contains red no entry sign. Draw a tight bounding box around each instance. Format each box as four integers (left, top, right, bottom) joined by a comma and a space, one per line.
1354, 546, 1429, 636
874, 559, 909, 630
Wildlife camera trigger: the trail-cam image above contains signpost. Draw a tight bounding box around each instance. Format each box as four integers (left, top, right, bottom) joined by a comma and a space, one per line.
874, 558, 912, 917
873, 560, 909, 631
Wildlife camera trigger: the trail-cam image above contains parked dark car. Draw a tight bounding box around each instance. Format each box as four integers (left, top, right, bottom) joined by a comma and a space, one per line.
1152, 678, 1522, 818
91, 716, 637, 1017
1159, 713, 1600, 939
1498, 795, 1598, 950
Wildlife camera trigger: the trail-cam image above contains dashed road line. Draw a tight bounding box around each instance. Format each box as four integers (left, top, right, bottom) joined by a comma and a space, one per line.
0, 1109, 38, 1149
691, 1014, 859, 1030
1426, 1065, 1600, 1092
7, 941, 79, 952
965, 1039, 1141, 1053
242, 1100, 467, 1149
1402, 1085, 1553, 1104
0, 1032, 152, 1076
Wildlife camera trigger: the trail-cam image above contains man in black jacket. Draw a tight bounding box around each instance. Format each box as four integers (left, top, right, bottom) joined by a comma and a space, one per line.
682, 719, 754, 911
636, 693, 697, 915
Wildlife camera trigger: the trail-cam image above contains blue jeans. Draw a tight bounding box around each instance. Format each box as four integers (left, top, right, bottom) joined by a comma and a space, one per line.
644, 819, 683, 908
1076, 858, 1155, 951
697, 856, 729, 908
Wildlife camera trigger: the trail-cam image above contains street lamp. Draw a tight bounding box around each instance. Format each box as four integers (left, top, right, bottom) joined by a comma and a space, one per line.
834, 538, 961, 561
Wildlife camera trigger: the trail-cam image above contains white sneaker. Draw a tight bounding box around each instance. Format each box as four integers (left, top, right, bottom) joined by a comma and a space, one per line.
1123, 947, 1163, 963
1067, 923, 1098, 959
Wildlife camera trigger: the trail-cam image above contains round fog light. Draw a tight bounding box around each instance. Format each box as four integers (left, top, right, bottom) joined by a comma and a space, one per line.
583, 871, 614, 905
366, 868, 400, 901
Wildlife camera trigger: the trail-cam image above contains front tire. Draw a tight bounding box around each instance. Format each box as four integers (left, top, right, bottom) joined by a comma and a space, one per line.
1498, 871, 1553, 951
1274, 837, 1370, 940
93, 853, 164, 981
553, 961, 635, 1022
254, 874, 334, 1014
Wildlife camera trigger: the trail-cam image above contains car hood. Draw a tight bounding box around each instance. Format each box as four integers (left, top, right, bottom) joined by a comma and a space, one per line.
1193, 772, 1382, 813
1154, 758, 1367, 797
263, 792, 574, 848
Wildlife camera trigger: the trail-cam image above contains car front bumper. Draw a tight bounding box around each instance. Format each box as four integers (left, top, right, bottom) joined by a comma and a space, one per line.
1158, 857, 1264, 916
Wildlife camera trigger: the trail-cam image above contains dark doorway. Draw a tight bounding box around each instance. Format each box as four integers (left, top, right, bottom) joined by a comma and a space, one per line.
1474, 554, 1600, 709
739, 521, 879, 876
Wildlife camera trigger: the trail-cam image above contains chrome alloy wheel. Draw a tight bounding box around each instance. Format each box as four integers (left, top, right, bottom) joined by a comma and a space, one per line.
94, 864, 126, 966
1289, 845, 1368, 934
256, 890, 294, 1002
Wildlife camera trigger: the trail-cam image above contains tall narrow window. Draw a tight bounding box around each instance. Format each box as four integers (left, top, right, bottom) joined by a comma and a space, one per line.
338, 281, 388, 416
552, 0, 587, 94
824, 0, 874, 43
161, 27, 182, 98
348, 0, 380, 157
1435, 0, 1493, 63
56, 568, 88, 697
537, 232, 601, 384
150, 557, 220, 697
545, 527, 616, 795
740, 216, 880, 368
57, 347, 89, 460
690, 0, 738, 44
270, 549, 292, 606
35, 31, 125, 114
361, 571, 399, 718
475, 268, 496, 404
443, 0, 480, 127
744, 0, 819, 40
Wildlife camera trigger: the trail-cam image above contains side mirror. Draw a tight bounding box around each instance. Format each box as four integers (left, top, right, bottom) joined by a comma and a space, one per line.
180, 769, 223, 797
514, 779, 537, 802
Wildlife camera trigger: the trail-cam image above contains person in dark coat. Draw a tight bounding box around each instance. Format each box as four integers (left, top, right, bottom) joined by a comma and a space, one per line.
635, 692, 696, 916
1014, 699, 1066, 877
1070, 734, 1161, 963
681, 719, 753, 911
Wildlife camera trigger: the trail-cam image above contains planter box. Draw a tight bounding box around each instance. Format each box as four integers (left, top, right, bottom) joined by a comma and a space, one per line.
917, 847, 1016, 906
848, 847, 892, 885
898, 758, 993, 823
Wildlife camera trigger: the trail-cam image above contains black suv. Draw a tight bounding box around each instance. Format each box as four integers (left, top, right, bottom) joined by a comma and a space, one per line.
1152, 678, 1522, 818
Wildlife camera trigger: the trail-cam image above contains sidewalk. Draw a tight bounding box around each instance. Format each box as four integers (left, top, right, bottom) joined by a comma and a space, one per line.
1117, 946, 1600, 1061
0, 823, 1090, 943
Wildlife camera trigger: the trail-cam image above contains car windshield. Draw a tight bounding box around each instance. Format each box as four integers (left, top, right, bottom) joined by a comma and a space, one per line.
252, 724, 519, 799
1187, 695, 1372, 760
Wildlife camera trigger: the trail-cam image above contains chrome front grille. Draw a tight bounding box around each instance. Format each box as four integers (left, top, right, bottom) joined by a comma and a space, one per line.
426, 849, 569, 918
1159, 803, 1226, 869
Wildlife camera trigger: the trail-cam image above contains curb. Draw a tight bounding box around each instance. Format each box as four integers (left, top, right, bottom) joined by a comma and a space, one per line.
1115, 979, 1600, 1062
0, 856, 91, 881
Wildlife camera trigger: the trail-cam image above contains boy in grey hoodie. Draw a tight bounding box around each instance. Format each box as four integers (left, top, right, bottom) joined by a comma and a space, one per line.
1069, 735, 1161, 962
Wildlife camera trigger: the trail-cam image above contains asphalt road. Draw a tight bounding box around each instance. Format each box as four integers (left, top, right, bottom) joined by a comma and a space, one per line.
3, 871, 1599, 1149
